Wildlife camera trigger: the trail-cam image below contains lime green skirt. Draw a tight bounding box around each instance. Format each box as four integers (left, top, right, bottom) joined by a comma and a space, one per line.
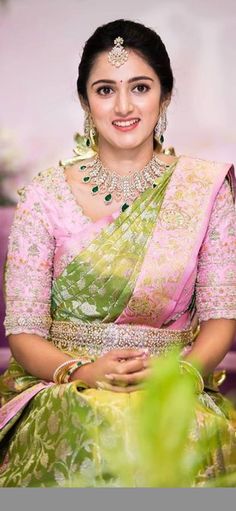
0, 380, 236, 487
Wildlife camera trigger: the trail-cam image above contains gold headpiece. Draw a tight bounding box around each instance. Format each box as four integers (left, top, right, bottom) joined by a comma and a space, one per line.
107, 37, 129, 68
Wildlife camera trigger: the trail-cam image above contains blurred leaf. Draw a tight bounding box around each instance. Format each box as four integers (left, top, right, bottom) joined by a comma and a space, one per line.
65, 349, 226, 487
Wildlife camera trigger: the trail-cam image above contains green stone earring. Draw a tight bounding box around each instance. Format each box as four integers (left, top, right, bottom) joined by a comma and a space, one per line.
154, 110, 167, 145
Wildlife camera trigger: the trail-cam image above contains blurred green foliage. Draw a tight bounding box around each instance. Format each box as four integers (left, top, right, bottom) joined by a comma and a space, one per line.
65, 350, 235, 487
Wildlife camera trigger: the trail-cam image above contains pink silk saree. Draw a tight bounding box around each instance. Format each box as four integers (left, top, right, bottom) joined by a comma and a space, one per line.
0, 154, 236, 486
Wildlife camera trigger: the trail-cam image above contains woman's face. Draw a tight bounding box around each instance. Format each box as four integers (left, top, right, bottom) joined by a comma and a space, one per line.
85, 49, 163, 151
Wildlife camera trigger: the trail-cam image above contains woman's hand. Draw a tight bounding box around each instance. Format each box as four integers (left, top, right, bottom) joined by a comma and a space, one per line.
71, 348, 151, 392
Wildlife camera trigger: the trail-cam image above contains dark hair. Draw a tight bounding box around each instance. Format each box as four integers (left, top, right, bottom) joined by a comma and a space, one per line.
77, 19, 174, 105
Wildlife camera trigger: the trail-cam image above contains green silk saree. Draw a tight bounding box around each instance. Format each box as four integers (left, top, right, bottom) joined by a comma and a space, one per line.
0, 158, 236, 487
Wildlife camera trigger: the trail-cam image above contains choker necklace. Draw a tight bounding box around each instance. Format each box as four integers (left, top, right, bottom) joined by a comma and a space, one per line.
77, 153, 171, 212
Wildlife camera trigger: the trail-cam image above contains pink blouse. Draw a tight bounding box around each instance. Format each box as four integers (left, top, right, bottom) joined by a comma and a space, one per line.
3, 161, 236, 339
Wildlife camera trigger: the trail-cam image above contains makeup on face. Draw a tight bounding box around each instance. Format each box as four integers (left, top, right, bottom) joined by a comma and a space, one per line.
111, 118, 140, 132
86, 50, 162, 149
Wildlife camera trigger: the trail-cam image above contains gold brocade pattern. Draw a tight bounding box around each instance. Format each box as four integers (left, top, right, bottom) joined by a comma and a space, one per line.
1, 154, 236, 487
196, 178, 236, 320
0, 379, 236, 487
117, 157, 236, 326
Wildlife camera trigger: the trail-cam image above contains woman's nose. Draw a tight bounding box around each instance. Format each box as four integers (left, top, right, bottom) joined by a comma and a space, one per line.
114, 91, 134, 116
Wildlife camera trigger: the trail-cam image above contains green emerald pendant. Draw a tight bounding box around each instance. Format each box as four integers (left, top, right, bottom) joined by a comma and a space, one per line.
104, 193, 112, 203
83, 176, 91, 183
92, 185, 99, 194
121, 203, 129, 212
80, 165, 87, 171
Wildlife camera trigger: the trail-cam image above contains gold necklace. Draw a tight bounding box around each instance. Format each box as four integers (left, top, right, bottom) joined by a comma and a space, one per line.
77, 153, 170, 212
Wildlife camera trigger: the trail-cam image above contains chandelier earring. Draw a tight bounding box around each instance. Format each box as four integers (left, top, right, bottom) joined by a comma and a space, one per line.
59, 112, 98, 166
84, 111, 97, 147
154, 109, 167, 145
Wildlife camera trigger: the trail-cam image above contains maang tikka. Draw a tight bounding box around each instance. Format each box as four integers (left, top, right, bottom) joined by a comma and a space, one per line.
154, 109, 167, 144
108, 37, 129, 67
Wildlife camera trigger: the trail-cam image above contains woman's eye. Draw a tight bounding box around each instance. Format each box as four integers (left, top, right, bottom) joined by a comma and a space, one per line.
133, 84, 150, 93
96, 86, 113, 95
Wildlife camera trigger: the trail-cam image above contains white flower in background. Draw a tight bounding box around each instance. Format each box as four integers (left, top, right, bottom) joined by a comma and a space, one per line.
0, 129, 22, 173
0, 128, 31, 205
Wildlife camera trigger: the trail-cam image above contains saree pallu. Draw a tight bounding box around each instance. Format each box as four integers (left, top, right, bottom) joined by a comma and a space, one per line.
0, 158, 236, 487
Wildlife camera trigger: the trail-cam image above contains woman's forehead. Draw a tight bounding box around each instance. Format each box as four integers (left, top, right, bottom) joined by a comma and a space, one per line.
88, 50, 157, 84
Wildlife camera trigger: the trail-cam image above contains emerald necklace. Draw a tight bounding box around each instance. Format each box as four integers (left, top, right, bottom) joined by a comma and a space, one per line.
78, 153, 170, 212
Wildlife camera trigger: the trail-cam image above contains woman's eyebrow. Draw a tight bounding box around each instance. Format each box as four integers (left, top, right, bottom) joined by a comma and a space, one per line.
91, 76, 154, 87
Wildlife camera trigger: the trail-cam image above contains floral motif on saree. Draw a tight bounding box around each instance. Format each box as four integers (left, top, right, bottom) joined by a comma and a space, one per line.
51, 166, 174, 323
0, 154, 236, 487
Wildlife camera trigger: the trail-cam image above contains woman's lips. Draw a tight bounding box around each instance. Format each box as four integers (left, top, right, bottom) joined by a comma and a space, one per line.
112, 119, 140, 132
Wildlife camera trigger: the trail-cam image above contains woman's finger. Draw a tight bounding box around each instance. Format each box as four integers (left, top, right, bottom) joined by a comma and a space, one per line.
105, 368, 151, 385
113, 357, 150, 375
108, 348, 149, 360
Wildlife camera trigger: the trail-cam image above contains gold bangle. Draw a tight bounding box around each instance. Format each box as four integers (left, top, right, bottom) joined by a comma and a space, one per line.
53, 359, 81, 384
53, 357, 94, 384
64, 360, 92, 383
59, 361, 82, 384
179, 359, 204, 393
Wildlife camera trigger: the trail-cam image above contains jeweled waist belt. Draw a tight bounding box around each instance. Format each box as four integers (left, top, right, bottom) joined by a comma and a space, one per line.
49, 320, 195, 357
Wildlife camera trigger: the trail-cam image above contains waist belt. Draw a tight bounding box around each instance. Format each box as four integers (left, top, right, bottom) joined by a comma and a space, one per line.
49, 320, 195, 357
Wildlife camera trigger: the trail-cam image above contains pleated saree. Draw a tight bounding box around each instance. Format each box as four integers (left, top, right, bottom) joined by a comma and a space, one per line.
1, 154, 236, 486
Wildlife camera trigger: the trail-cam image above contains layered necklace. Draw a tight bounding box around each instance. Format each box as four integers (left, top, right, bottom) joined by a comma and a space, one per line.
77, 153, 171, 212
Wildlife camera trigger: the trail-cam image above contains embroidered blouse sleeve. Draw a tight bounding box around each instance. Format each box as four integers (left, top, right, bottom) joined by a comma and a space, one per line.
196, 176, 236, 321
3, 182, 55, 338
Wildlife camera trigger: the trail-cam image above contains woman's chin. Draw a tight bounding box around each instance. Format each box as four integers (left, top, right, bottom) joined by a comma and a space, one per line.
108, 137, 148, 151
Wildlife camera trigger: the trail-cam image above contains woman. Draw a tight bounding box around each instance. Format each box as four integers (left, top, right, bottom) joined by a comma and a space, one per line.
0, 19, 236, 487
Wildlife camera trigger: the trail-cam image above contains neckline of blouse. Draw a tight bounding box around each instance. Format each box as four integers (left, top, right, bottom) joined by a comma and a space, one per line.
57, 155, 181, 226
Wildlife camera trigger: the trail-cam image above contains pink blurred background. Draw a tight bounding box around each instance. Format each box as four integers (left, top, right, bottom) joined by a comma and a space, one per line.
0, 0, 235, 392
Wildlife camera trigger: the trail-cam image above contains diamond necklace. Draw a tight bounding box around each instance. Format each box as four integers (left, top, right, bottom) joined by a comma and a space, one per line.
77, 153, 170, 212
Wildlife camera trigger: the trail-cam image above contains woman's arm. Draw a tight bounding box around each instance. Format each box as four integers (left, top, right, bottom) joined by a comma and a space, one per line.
7, 333, 73, 381
185, 318, 236, 376
185, 175, 236, 375
3, 179, 70, 381
8, 332, 148, 388
4, 179, 147, 388
3, 181, 55, 340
